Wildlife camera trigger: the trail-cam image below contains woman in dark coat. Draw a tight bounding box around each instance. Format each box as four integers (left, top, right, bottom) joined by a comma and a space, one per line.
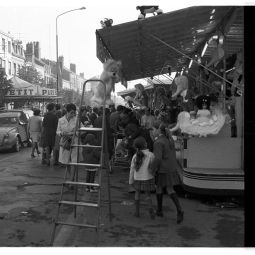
153, 123, 184, 224
42, 103, 58, 166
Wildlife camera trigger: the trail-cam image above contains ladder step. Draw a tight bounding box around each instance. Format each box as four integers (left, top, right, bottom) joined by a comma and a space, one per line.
55, 221, 97, 229
79, 127, 103, 131
67, 163, 101, 168
71, 144, 102, 149
64, 181, 99, 187
59, 200, 99, 208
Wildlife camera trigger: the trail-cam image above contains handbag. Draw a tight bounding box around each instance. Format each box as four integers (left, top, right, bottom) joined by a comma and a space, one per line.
60, 135, 72, 150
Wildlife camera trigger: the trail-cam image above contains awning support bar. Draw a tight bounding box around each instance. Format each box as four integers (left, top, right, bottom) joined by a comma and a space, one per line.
149, 34, 235, 88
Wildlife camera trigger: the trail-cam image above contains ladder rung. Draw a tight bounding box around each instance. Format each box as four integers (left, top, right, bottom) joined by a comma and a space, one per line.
79, 127, 103, 131
67, 163, 101, 168
71, 144, 102, 148
55, 221, 97, 229
59, 200, 99, 208
64, 181, 99, 187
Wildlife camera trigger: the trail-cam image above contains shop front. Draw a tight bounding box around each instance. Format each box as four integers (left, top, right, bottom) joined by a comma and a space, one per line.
4, 76, 61, 114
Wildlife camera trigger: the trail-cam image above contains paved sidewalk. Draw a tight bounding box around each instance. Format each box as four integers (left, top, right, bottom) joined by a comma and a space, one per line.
52, 166, 244, 247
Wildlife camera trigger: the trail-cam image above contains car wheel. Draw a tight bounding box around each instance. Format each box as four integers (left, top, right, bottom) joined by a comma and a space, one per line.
12, 137, 21, 152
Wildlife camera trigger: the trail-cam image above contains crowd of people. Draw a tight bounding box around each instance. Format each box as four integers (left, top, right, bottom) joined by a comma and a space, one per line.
27, 102, 184, 223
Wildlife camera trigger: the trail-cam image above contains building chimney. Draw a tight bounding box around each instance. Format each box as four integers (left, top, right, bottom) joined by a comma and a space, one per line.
34, 41, 41, 59
79, 72, 84, 78
70, 63, 76, 73
26, 42, 34, 55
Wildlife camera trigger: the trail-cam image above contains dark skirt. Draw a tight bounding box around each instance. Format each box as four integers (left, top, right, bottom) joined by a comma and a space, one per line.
155, 171, 181, 189
133, 178, 155, 192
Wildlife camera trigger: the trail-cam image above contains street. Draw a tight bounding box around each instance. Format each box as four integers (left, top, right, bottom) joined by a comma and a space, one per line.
0, 147, 244, 247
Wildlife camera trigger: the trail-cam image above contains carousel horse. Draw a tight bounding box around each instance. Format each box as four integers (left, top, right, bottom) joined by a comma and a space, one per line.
90, 59, 126, 106
172, 75, 189, 100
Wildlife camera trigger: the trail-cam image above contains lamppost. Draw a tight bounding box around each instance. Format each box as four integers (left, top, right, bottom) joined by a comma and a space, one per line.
56, 7, 86, 100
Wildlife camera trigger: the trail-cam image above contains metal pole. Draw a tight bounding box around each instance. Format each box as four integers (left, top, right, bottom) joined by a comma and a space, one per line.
223, 44, 226, 112
55, 7, 86, 103
56, 17, 59, 103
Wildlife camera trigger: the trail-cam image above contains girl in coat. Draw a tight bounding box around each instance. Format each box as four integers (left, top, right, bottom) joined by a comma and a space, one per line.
153, 123, 184, 224
129, 136, 156, 219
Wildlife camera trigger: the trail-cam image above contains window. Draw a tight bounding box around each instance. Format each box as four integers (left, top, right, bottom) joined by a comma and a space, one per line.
18, 64, 20, 74
13, 63, 16, 76
8, 61, 11, 75
2, 60, 6, 69
15, 45, 17, 54
8, 41, 11, 53
0, 58, 2, 68
2, 38, 5, 52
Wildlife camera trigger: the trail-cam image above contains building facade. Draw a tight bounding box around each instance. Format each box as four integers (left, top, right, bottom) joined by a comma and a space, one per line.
1, 29, 86, 99
0, 30, 26, 79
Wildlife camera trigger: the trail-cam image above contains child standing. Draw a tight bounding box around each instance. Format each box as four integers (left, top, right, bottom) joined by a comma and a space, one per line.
82, 133, 100, 192
129, 136, 156, 219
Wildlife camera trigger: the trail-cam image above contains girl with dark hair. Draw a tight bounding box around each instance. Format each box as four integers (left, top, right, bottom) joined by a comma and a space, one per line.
129, 136, 156, 219
153, 123, 184, 224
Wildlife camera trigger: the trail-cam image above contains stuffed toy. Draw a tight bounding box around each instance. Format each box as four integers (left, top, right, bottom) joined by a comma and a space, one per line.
124, 96, 136, 108
206, 41, 224, 68
172, 75, 189, 99
90, 59, 126, 106
100, 18, 113, 28
133, 83, 148, 107
136, 6, 163, 19
152, 86, 169, 110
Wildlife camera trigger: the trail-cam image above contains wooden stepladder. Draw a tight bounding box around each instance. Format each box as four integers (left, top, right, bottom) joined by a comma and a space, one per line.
50, 79, 112, 246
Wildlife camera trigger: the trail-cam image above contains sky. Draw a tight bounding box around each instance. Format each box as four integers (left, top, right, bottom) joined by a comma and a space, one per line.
0, 0, 248, 92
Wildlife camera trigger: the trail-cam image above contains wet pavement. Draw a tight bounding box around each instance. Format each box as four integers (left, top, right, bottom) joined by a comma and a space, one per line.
0, 147, 244, 247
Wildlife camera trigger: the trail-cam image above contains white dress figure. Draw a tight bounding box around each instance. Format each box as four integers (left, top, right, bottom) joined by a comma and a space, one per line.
170, 101, 226, 137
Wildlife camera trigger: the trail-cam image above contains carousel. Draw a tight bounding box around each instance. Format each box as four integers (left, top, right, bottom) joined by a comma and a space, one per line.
96, 6, 244, 195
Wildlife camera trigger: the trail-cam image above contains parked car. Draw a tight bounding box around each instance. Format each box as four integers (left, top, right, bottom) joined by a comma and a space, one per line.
0, 111, 32, 152
0, 108, 34, 120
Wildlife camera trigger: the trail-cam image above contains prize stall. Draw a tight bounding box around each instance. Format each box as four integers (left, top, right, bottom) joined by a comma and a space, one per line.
4, 76, 61, 114
96, 6, 244, 195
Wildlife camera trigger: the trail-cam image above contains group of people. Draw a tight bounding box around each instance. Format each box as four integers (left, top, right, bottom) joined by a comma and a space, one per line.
27, 102, 184, 222
105, 104, 184, 223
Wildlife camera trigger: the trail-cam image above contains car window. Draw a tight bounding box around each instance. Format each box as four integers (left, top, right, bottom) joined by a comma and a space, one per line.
10, 117, 18, 124
0, 117, 17, 124
0, 117, 9, 124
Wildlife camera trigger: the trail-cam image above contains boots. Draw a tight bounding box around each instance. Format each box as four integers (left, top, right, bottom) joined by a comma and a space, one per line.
156, 193, 163, 217
134, 200, 140, 217
170, 193, 184, 224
